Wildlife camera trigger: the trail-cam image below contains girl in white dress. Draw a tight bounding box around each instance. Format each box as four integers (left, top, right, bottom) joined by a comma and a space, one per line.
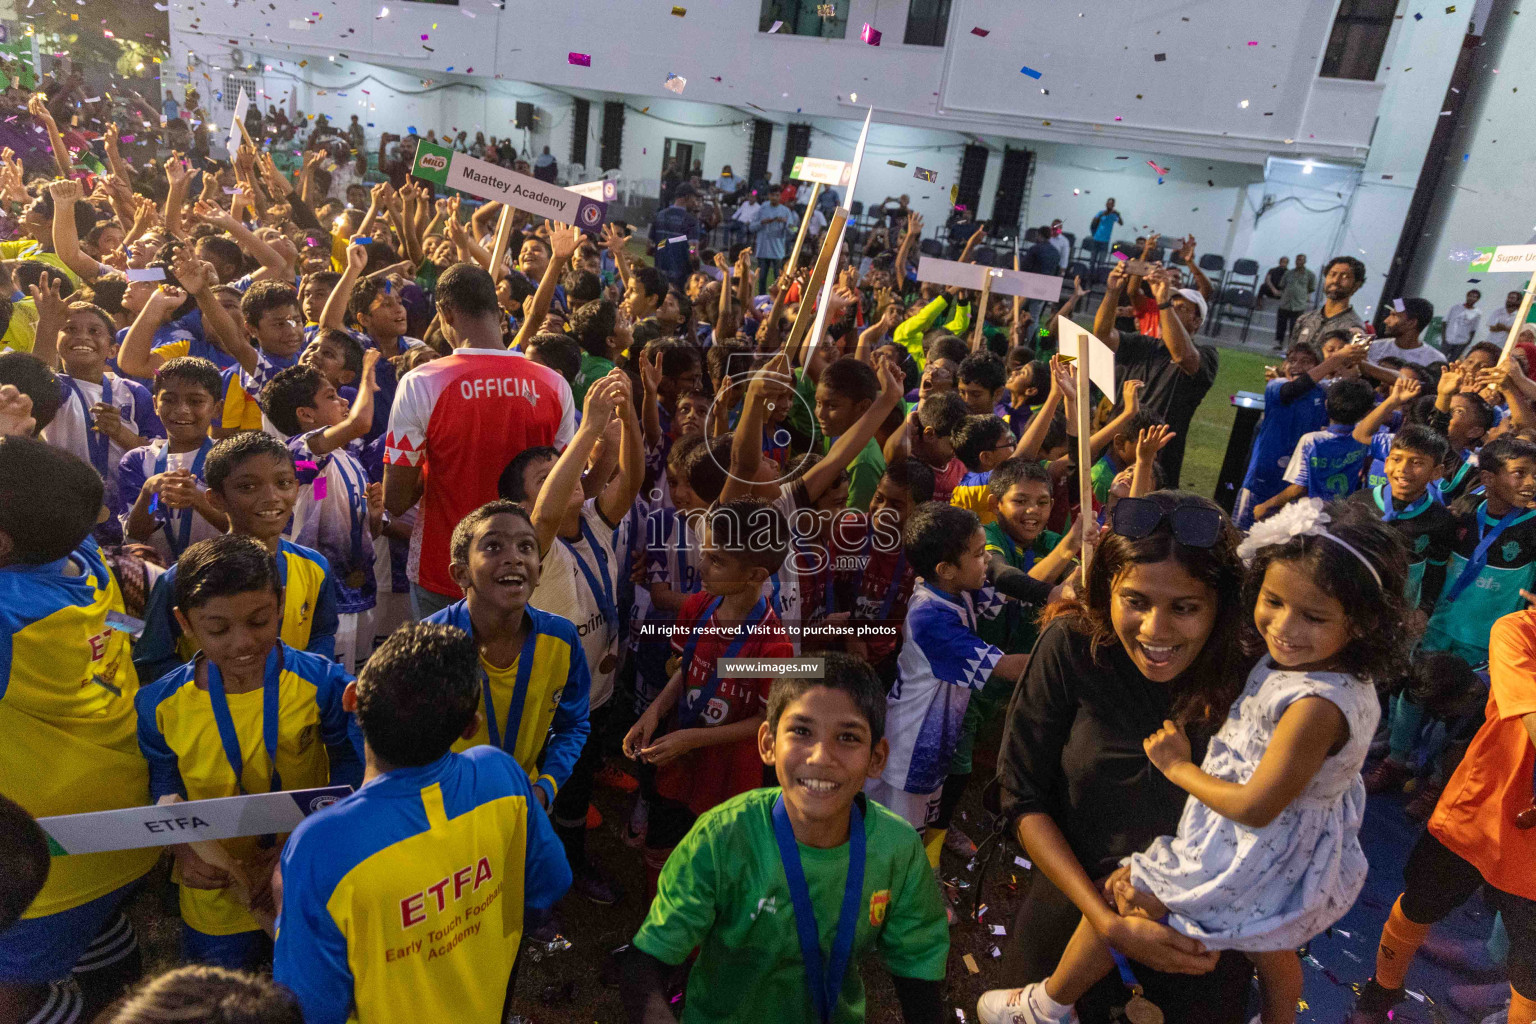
980, 499, 1412, 1024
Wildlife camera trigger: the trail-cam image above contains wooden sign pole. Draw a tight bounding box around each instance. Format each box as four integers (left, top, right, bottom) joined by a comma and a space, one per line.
783, 182, 824, 277
1500, 264, 1536, 362
1076, 330, 1095, 577
971, 269, 995, 351
783, 207, 849, 367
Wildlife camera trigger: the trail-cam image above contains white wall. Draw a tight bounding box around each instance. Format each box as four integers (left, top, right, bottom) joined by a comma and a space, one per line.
167, 0, 1408, 165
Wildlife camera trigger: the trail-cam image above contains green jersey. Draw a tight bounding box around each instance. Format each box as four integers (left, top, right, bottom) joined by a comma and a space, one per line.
980, 519, 1060, 655
574, 352, 615, 407
633, 788, 948, 1023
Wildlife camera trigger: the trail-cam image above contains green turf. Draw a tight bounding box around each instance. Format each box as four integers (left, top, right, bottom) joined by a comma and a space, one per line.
1179, 344, 1275, 499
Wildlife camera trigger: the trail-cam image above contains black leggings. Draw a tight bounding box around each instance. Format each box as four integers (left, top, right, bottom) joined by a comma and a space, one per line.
1001, 864, 1254, 1024
1399, 829, 1536, 995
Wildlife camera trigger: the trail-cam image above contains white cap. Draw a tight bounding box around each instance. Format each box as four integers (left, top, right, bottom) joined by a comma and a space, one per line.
1175, 288, 1208, 324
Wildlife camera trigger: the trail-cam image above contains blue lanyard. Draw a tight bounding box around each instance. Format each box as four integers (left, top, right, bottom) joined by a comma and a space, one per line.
204, 645, 284, 797
154, 439, 212, 557
1444, 504, 1526, 603
769, 572, 783, 619
480, 618, 541, 755
771, 794, 865, 1024
1376, 482, 1431, 523
565, 518, 618, 629
65, 375, 114, 478
678, 595, 767, 726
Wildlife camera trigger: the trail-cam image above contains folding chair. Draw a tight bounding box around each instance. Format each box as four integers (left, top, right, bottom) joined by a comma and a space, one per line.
1207, 284, 1257, 341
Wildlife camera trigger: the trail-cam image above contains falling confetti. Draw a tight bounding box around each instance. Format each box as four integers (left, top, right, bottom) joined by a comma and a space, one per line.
1148, 160, 1169, 174
664, 73, 686, 94
568, 52, 591, 66
375, 5, 387, 16
914, 167, 937, 182
886, 159, 907, 167
861, 23, 882, 44
671, 5, 686, 14
970, 27, 990, 37
1154, 52, 1166, 61
769, 20, 782, 32
1019, 65, 1043, 79
1414, 10, 1423, 16
1240, 99, 1250, 107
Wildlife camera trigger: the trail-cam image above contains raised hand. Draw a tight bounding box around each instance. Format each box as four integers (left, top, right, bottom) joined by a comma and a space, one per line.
550, 222, 583, 262
1135, 424, 1176, 462
0, 384, 36, 437
46, 177, 82, 204
1143, 719, 1192, 775
28, 272, 69, 323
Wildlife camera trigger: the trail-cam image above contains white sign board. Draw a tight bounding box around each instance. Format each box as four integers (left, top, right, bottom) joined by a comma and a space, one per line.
226, 87, 250, 156
439, 149, 608, 230
569, 177, 619, 203
916, 257, 1064, 302
1057, 315, 1117, 402
1470, 244, 1536, 274
39, 785, 354, 855
791, 155, 852, 187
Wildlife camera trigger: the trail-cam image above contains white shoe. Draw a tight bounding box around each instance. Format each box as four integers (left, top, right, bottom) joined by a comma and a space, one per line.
977, 983, 1077, 1024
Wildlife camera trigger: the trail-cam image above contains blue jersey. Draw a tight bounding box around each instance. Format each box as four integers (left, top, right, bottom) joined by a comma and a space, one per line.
273, 747, 572, 1024
135, 539, 339, 684
1240, 377, 1328, 501
1283, 424, 1368, 500
880, 582, 1005, 795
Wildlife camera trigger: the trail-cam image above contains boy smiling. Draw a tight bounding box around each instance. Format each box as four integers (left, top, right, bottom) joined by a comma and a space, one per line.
623, 654, 949, 1024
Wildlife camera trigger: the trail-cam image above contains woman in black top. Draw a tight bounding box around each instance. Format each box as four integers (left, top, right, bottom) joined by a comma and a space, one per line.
982, 492, 1257, 1024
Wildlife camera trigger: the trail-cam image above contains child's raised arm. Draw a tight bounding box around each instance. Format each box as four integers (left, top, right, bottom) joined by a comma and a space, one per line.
1131, 424, 1176, 497
532, 374, 618, 557
1353, 374, 1419, 444
1144, 699, 1348, 829
305, 350, 380, 456
797, 358, 905, 506
598, 373, 645, 526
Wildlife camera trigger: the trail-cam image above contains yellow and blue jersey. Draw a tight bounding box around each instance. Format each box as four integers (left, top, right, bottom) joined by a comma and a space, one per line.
0, 539, 158, 917
425, 601, 590, 805
214, 364, 264, 433
135, 642, 359, 936
134, 538, 340, 685
273, 746, 572, 1024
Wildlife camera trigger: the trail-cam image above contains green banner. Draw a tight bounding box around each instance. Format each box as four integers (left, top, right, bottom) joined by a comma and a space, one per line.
410, 139, 454, 187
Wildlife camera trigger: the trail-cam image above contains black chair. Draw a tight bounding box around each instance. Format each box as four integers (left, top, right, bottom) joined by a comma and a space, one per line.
919, 238, 944, 258
1197, 252, 1227, 296
1228, 258, 1260, 288
1208, 284, 1257, 341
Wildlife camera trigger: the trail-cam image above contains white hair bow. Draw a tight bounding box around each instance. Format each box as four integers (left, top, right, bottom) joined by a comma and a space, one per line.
1237, 497, 1382, 589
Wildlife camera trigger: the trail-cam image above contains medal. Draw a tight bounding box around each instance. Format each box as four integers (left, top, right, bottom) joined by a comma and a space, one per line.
1123, 991, 1164, 1024
1110, 948, 1163, 1024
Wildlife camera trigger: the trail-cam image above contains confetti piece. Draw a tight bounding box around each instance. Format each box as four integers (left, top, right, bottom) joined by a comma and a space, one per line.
568, 52, 591, 66
1154, 52, 1166, 61
990, 945, 1002, 958
421, 33, 428, 39
887, 159, 907, 167
950, 185, 959, 205
710, 76, 721, 81
1240, 99, 1250, 107
914, 167, 937, 182
1446, 4, 1455, 10
1019, 65, 1042, 78
1248, 40, 1258, 45
664, 73, 686, 94
971, 26, 989, 36
861, 23, 882, 44
1414, 10, 1423, 16
312, 477, 327, 500
671, 5, 686, 14
963, 954, 980, 975
769, 20, 782, 31
1393, 298, 1406, 312
1406, 990, 1426, 1003
990, 924, 1007, 936
375, 5, 387, 16
1014, 855, 1032, 869
1148, 160, 1169, 174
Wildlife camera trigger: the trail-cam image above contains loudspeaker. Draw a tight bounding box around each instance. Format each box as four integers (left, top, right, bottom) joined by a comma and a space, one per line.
747, 119, 774, 190
781, 123, 812, 184
992, 146, 1032, 237
956, 143, 988, 215
600, 100, 625, 170
515, 101, 536, 130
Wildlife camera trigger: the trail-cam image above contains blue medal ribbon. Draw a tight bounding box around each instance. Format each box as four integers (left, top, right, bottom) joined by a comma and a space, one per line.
565, 518, 618, 629
771, 794, 865, 1024
205, 645, 285, 844
677, 595, 767, 726
65, 375, 114, 478
480, 619, 541, 755
1376, 481, 1432, 523
1443, 503, 1526, 604
153, 438, 213, 557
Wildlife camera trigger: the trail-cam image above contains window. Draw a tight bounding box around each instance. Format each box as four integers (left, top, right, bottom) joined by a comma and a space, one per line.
758, 0, 847, 39
222, 75, 256, 114
903, 0, 952, 46
1318, 0, 1396, 80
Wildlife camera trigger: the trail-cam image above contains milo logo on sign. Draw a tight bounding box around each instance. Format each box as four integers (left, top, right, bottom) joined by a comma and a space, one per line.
411, 140, 455, 187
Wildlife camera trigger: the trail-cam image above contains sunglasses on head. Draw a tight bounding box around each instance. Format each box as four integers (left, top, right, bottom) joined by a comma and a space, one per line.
1110, 496, 1223, 548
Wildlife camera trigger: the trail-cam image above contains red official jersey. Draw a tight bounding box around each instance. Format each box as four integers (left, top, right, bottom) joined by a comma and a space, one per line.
385, 349, 575, 597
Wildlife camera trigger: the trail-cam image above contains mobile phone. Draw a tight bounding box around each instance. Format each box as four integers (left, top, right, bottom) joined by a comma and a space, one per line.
1123, 259, 1154, 276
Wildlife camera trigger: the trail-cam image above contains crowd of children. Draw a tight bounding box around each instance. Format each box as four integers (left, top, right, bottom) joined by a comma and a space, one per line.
0, 95, 1530, 1024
